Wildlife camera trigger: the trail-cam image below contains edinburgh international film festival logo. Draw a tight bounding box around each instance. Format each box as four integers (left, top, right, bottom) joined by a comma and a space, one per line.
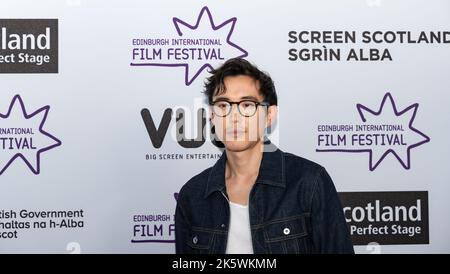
130, 6, 248, 85
0, 19, 58, 73
131, 193, 178, 245
0, 95, 61, 175
316, 93, 430, 171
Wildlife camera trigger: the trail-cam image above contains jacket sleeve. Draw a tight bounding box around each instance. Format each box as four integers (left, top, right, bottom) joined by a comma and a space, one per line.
175, 190, 190, 254
310, 167, 354, 254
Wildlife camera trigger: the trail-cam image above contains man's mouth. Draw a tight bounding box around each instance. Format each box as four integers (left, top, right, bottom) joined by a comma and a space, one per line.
225, 128, 247, 140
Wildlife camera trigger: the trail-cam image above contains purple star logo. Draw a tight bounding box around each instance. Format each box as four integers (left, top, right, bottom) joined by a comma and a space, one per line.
356, 93, 430, 170
130, 6, 248, 85
0, 95, 62, 175
316, 93, 430, 171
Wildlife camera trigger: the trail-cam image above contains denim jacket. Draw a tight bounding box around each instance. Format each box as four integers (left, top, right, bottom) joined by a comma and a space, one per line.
175, 142, 354, 254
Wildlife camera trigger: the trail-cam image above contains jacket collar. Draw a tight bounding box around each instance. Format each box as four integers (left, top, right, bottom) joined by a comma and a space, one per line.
204, 140, 285, 199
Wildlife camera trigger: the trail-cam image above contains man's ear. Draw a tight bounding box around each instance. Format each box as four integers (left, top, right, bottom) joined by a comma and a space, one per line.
266, 105, 278, 128
209, 107, 215, 123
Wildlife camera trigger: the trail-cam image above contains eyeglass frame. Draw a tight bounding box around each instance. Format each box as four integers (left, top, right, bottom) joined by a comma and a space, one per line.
209, 99, 270, 117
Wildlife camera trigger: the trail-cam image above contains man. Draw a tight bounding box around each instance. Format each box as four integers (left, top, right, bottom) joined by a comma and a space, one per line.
175, 58, 354, 254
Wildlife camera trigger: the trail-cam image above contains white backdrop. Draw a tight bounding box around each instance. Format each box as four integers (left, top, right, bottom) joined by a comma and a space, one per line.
0, 0, 449, 253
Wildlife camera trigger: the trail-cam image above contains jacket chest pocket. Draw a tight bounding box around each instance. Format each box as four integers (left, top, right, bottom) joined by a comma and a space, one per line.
186, 228, 214, 254
263, 215, 310, 254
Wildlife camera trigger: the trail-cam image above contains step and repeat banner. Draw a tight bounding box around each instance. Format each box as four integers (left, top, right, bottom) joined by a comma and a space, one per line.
0, 0, 449, 254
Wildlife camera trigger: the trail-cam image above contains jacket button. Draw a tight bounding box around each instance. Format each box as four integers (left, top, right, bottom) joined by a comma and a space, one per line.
192, 236, 198, 244
283, 228, 290, 235
221, 224, 226, 228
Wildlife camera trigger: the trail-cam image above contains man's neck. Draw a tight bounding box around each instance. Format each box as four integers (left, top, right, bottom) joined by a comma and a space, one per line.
225, 141, 264, 180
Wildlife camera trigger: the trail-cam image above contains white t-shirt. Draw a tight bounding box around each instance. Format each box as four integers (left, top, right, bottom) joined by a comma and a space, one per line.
225, 201, 254, 254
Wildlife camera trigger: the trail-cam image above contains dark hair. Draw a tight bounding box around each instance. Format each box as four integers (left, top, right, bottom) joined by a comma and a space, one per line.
203, 58, 277, 105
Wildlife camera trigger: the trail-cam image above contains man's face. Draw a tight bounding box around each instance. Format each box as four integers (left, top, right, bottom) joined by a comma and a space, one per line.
211, 75, 273, 152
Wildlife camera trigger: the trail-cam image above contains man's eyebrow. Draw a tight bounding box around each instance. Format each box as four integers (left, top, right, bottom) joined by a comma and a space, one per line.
240, 96, 259, 101
213, 96, 230, 101
213, 95, 260, 102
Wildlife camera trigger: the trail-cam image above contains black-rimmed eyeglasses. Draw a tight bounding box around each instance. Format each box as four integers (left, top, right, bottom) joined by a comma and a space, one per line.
210, 100, 269, 117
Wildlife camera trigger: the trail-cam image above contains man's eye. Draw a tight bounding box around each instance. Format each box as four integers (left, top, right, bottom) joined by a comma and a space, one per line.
217, 103, 228, 108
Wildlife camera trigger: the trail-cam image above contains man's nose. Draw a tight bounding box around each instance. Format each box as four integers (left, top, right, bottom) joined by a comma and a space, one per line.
230, 104, 240, 122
